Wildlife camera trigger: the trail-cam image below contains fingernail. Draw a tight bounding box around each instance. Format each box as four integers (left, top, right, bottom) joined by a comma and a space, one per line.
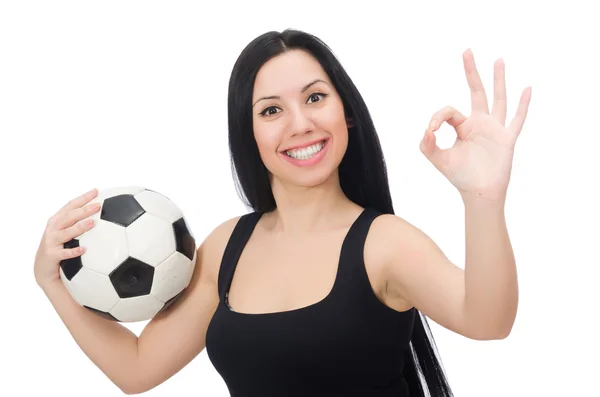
429, 120, 437, 130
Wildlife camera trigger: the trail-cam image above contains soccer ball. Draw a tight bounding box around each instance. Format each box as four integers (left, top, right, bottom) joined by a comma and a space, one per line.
59, 186, 197, 322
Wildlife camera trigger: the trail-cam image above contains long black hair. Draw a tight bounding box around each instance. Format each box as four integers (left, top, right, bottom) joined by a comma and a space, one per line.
227, 29, 453, 397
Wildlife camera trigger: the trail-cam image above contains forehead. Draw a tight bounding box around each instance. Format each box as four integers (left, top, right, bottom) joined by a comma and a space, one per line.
253, 50, 331, 98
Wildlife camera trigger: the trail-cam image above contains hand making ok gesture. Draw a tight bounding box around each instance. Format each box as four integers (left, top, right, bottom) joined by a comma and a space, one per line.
420, 49, 532, 203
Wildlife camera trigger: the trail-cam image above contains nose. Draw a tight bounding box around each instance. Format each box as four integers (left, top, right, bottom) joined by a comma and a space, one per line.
288, 105, 315, 137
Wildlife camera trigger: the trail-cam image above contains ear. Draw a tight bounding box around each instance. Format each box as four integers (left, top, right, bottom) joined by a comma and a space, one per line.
346, 116, 354, 128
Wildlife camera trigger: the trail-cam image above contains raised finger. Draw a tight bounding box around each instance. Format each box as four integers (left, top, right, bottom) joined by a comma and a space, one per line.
508, 86, 532, 138
55, 202, 101, 231
463, 49, 489, 114
57, 188, 98, 217
55, 217, 96, 246
54, 244, 87, 262
491, 58, 507, 125
428, 105, 468, 132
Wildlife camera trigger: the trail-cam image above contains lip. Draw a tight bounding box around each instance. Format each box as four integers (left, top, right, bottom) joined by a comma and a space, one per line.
280, 138, 330, 168
280, 138, 329, 153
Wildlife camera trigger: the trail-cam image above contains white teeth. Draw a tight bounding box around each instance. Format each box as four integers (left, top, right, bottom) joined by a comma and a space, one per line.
285, 141, 326, 160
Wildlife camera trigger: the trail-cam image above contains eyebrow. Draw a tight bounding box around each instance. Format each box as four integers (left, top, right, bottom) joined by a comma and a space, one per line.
252, 78, 327, 107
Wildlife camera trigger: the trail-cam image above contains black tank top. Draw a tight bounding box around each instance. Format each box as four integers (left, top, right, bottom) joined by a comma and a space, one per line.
205, 207, 416, 396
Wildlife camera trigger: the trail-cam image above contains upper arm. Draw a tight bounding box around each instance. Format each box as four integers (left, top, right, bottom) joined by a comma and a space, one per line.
131, 215, 242, 393
370, 214, 484, 340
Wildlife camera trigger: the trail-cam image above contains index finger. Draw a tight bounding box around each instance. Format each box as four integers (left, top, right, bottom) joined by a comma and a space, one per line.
463, 49, 489, 114
57, 187, 98, 215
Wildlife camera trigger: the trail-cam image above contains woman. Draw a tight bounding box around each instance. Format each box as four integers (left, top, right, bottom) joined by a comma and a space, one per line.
34, 29, 531, 396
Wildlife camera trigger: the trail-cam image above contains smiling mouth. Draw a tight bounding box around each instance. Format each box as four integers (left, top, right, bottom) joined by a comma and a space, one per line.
282, 139, 328, 160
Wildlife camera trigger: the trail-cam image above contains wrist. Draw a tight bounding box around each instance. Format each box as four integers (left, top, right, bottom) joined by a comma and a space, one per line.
461, 196, 507, 224
37, 277, 64, 296
461, 192, 506, 209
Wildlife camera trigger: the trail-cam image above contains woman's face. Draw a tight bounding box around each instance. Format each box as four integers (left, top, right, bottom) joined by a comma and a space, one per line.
252, 49, 350, 188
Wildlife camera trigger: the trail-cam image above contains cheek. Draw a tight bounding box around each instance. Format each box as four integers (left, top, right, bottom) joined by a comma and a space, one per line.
320, 107, 349, 147
330, 114, 350, 161
319, 103, 347, 135
253, 125, 281, 162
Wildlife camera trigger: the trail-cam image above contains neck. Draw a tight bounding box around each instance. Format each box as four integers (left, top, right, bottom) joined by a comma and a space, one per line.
267, 171, 356, 237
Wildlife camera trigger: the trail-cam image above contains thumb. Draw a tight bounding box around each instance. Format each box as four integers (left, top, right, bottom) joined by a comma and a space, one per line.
419, 129, 438, 159
419, 128, 448, 173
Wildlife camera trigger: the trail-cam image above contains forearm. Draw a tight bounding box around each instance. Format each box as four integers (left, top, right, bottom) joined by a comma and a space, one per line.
462, 196, 519, 339
41, 280, 141, 393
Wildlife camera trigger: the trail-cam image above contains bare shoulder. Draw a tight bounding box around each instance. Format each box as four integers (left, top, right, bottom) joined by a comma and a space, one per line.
363, 214, 431, 305
365, 213, 472, 338
195, 214, 245, 287
367, 213, 440, 254
364, 213, 452, 301
153, 213, 244, 317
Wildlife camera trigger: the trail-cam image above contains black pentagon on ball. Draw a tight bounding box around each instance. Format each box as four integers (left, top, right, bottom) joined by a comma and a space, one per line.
101, 194, 145, 227
109, 257, 155, 298
173, 217, 196, 261
60, 238, 82, 280
84, 305, 119, 321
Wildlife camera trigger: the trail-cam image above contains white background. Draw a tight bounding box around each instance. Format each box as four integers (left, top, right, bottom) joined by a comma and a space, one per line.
1, 1, 598, 396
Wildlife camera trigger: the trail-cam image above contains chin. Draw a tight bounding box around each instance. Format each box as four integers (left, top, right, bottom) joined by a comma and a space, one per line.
274, 154, 343, 189
287, 169, 337, 188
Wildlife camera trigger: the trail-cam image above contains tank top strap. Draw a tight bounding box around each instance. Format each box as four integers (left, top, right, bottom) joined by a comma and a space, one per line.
334, 207, 384, 291
217, 211, 263, 302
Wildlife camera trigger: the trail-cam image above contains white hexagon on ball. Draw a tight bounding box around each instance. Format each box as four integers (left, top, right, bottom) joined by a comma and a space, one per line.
77, 219, 129, 276
60, 266, 120, 312
126, 212, 176, 266
134, 189, 184, 224
151, 251, 194, 303
110, 294, 166, 322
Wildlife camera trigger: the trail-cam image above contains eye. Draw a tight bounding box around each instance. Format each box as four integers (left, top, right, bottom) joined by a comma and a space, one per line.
259, 106, 281, 117
307, 92, 328, 104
